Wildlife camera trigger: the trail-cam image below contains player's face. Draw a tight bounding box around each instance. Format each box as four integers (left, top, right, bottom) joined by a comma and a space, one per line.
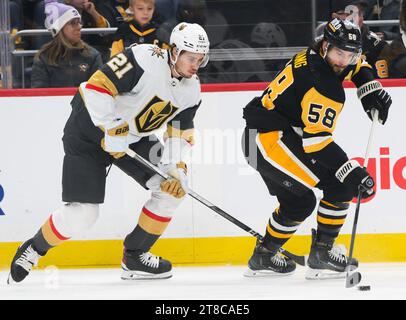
62, 18, 82, 44
325, 45, 356, 74
131, 1, 154, 26
174, 51, 205, 78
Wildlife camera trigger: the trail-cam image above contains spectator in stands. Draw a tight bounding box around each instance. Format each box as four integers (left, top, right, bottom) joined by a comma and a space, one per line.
371, 0, 402, 40
97, 0, 131, 27
318, 0, 391, 78
64, 0, 110, 28
51, 1, 112, 60
10, 0, 24, 48
31, 0, 102, 88
386, 0, 406, 76
10, 1, 23, 31
110, 0, 168, 57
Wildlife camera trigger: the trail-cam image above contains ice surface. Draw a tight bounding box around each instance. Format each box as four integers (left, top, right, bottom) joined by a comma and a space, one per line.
1, 263, 405, 300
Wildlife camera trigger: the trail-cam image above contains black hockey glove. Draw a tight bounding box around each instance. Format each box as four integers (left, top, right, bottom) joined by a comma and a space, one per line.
335, 160, 375, 199
357, 81, 392, 125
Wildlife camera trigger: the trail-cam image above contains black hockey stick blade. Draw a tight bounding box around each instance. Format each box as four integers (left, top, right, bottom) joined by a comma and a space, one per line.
346, 270, 362, 288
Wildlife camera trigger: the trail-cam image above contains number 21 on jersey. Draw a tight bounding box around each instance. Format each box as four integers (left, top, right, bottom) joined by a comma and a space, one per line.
107, 53, 134, 79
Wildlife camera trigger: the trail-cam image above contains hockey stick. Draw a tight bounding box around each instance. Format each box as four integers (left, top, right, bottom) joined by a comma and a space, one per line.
345, 109, 379, 288
125, 148, 306, 266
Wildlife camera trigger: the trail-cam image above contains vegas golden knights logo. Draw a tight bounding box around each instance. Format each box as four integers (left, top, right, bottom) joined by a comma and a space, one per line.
135, 96, 179, 133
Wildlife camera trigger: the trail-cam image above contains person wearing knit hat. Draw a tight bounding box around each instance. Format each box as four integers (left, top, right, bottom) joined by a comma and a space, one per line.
44, 0, 82, 37
30, 0, 102, 88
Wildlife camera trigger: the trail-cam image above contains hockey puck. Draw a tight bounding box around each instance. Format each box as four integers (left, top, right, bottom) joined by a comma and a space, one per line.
357, 285, 371, 291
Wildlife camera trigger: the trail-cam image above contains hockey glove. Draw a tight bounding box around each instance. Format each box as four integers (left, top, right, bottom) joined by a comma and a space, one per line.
100, 119, 129, 159
335, 160, 375, 199
357, 81, 392, 125
159, 162, 188, 199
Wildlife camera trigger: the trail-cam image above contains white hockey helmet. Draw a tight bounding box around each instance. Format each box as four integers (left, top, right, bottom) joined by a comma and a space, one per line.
170, 22, 210, 67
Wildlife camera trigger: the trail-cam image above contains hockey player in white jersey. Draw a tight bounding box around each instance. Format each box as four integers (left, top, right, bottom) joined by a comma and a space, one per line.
8, 22, 210, 283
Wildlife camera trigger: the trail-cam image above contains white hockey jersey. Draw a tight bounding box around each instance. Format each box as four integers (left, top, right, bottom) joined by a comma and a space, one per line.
78, 44, 201, 144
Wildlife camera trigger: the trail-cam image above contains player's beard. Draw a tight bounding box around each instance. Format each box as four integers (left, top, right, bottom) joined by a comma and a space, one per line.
325, 55, 346, 75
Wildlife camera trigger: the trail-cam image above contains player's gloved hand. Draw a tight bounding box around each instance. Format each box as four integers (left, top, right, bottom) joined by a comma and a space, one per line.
100, 119, 129, 159
158, 162, 188, 199
357, 80, 392, 124
335, 160, 375, 199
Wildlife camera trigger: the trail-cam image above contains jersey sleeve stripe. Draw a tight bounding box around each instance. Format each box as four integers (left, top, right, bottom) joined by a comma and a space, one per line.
85, 83, 113, 96
303, 136, 333, 153
302, 135, 332, 147
86, 70, 119, 97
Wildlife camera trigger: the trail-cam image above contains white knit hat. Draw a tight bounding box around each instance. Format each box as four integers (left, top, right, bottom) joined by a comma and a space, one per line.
44, 0, 81, 37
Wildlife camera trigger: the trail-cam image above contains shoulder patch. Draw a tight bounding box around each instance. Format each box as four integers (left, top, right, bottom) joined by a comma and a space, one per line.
149, 46, 165, 59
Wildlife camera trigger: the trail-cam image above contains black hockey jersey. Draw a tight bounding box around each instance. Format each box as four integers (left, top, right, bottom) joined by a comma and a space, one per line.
361, 27, 390, 79
243, 47, 374, 170
111, 19, 169, 57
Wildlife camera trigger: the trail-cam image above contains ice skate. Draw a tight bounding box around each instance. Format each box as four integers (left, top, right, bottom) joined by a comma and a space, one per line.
8, 239, 43, 284
244, 241, 296, 277
121, 249, 172, 280
306, 229, 358, 280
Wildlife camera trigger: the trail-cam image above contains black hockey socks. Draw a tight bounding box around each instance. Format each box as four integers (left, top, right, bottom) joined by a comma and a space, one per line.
124, 207, 171, 251
263, 208, 302, 252
32, 215, 71, 255
316, 200, 349, 239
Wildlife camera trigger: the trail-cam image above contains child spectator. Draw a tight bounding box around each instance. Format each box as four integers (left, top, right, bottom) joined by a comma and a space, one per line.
31, 0, 102, 88
110, 0, 168, 57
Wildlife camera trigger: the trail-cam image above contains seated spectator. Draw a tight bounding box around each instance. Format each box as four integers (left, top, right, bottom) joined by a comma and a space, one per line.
31, 0, 102, 88
321, 0, 391, 78
110, 0, 168, 57
387, 0, 406, 77
97, 0, 131, 27
63, 0, 112, 60
10, 0, 24, 48
65, 0, 110, 28
372, 0, 402, 41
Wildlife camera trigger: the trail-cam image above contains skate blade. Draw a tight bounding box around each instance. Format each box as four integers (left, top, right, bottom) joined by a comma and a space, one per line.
121, 269, 173, 280
305, 268, 349, 280
244, 268, 295, 278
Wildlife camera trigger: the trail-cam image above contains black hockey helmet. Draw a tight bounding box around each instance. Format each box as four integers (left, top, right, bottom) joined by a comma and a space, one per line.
323, 18, 362, 64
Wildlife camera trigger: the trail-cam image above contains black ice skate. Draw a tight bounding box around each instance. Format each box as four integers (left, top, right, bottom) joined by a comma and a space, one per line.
306, 229, 358, 280
8, 239, 43, 284
121, 248, 172, 280
244, 241, 296, 277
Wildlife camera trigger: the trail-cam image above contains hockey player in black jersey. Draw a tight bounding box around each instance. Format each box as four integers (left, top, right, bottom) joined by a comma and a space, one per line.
332, 0, 391, 79
242, 18, 391, 279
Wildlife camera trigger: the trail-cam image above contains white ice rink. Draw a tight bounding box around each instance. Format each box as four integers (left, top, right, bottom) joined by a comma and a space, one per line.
1, 263, 405, 300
